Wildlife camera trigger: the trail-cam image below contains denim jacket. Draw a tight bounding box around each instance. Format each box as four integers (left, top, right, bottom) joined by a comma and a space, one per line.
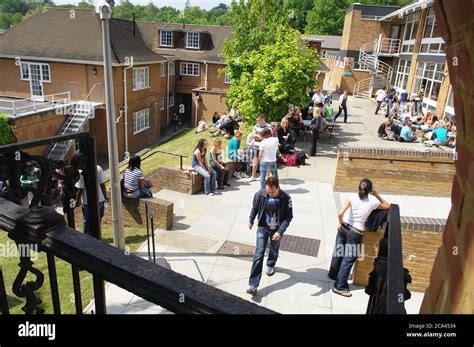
249, 190, 293, 235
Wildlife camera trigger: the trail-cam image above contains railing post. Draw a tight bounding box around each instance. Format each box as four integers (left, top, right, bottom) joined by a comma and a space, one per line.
180, 156, 183, 170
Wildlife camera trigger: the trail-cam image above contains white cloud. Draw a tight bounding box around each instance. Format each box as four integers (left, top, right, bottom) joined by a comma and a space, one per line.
53, 0, 231, 10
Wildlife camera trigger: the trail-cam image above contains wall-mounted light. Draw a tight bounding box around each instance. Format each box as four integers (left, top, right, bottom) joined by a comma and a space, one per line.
92, 66, 97, 75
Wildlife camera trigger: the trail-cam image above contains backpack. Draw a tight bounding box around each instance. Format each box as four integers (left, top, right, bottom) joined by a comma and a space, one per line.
283, 153, 298, 167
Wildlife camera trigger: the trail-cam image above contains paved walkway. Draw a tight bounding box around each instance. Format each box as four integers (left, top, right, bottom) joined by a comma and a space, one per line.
86, 96, 449, 315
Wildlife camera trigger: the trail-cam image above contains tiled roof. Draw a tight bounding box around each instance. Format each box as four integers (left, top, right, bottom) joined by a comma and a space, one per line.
0, 8, 166, 64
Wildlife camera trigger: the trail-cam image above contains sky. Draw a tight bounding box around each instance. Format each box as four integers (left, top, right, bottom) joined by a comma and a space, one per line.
52, 0, 232, 10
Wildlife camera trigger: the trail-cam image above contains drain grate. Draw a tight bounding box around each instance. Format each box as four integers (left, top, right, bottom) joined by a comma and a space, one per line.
217, 235, 321, 260
280, 235, 320, 257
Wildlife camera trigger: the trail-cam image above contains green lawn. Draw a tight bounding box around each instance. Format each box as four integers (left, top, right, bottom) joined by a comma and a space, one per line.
1, 225, 147, 314
1, 123, 250, 314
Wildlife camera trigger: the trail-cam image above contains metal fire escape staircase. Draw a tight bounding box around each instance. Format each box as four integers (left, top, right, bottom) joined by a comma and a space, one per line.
45, 84, 104, 161
353, 36, 400, 98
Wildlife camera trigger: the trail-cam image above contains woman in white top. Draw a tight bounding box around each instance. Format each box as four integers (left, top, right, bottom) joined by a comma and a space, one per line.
258, 128, 280, 191
329, 179, 390, 297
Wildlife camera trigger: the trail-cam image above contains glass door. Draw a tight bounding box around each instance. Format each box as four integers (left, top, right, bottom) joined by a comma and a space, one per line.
29, 64, 44, 101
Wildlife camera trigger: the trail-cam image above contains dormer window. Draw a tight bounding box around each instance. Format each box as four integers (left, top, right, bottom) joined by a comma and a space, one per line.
186, 32, 200, 49
160, 30, 173, 47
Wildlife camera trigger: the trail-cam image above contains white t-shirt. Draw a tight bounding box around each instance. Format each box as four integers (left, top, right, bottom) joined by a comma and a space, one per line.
343, 194, 380, 231
75, 166, 106, 205
375, 89, 387, 102
259, 137, 279, 163
312, 93, 324, 104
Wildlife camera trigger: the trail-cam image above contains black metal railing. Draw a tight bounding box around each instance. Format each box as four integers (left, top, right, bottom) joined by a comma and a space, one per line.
0, 132, 273, 314
366, 204, 408, 314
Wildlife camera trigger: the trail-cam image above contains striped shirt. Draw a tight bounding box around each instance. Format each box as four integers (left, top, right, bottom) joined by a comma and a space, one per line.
123, 168, 144, 191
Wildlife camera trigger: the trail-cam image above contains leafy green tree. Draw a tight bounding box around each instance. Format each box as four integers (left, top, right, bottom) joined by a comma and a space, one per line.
286, 0, 313, 33
0, 114, 16, 145
305, 0, 350, 35
226, 26, 319, 124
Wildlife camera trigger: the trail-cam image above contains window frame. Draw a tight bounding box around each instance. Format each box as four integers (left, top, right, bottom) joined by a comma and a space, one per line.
160, 30, 173, 48
160, 96, 165, 110
160, 63, 166, 77
168, 62, 175, 76
132, 108, 150, 135
180, 62, 200, 76
412, 61, 446, 112
186, 32, 200, 50
19, 62, 50, 83
419, 8, 445, 55
132, 67, 150, 91
169, 93, 175, 107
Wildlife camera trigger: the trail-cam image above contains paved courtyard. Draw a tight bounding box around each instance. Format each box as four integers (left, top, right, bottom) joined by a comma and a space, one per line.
86, 96, 449, 315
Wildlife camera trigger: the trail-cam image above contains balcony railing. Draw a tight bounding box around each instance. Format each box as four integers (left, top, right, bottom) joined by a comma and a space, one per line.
0, 92, 71, 117
0, 132, 273, 314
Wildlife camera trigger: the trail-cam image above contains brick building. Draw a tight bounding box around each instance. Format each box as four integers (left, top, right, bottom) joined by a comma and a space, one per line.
324, 0, 453, 121
0, 8, 234, 161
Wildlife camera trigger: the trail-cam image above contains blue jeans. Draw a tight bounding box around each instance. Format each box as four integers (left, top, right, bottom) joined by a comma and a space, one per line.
82, 201, 105, 236
193, 164, 217, 194
259, 161, 278, 191
249, 227, 281, 288
328, 224, 363, 290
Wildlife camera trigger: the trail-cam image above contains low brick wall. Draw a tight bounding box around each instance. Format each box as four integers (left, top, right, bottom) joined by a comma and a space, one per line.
102, 197, 174, 230
353, 216, 445, 292
150, 166, 203, 195
333, 146, 456, 197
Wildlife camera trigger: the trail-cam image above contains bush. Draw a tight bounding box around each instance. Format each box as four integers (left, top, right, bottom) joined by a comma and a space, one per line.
0, 114, 16, 145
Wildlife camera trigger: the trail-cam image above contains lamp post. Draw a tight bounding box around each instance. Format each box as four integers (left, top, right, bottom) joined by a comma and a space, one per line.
99, 2, 125, 249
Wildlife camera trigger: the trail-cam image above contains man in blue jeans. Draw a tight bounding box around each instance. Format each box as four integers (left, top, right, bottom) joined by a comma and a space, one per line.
247, 177, 293, 296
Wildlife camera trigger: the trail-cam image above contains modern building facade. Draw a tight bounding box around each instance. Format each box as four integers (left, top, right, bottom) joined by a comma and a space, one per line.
324, 0, 453, 121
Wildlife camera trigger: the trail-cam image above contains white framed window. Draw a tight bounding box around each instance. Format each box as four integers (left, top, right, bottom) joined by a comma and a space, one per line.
186, 32, 200, 49
132, 108, 150, 135
19, 62, 50, 82
20, 63, 29, 80
180, 62, 200, 76
168, 62, 175, 76
401, 12, 420, 54
160, 63, 166, 77
320, 50, 327, 59
393, 59, 411, 91
224, 69, 231, 84
160, 30, 173, 47
160, 96, 165, 110
169, 94, 175, 107
132, 67, 149, 91
420, 8, 445, 55
412, 62, 445, 111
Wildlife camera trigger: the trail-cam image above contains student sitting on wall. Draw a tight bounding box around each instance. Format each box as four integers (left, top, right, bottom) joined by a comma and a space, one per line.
122, 155, 153, 198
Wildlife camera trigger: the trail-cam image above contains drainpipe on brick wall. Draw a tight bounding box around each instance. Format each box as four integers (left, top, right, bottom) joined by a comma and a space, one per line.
166, 59, 170, 125
123, 57, 134, 160
204, 61, 209, 90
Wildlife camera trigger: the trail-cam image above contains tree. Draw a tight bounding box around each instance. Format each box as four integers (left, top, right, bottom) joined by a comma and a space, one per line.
286, 0, 313, 33
305, 0, 350, 35
223, 0, 291, 61
225, 26, 319, 124
0, 114, 16, 145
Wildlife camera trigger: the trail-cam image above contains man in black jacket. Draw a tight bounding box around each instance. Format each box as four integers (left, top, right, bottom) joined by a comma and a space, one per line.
247, 177, 293, 296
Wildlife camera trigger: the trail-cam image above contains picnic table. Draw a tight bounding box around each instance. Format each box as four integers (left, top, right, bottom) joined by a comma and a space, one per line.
301, 119, 339, 143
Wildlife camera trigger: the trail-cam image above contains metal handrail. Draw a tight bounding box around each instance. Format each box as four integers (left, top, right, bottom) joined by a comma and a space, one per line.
47, 103, 92, 158
0, 92, 71, 116
85, 83, 105, 104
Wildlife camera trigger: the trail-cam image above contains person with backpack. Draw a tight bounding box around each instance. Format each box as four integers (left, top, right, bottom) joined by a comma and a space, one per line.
247, 177, 293, 296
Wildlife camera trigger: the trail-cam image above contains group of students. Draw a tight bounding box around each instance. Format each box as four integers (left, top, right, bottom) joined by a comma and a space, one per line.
377, 110, 456, 147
